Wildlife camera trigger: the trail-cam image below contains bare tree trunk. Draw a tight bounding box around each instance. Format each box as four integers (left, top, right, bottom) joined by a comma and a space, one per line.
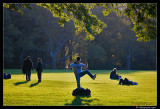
48, 36, 56, 69
50, 51, 57, 69
126, 56, 131, 70
52, 57, 56, 69
19, 47, 24, 68
68, 39, 73, 62
87, 41, 90, 69
125, 49, 131, 70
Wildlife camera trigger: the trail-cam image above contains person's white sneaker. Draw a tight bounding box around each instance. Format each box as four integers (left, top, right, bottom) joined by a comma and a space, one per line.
93, 74, 96, 80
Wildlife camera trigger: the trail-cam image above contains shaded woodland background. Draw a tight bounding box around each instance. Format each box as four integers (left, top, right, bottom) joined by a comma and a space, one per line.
4, 4, 156, 70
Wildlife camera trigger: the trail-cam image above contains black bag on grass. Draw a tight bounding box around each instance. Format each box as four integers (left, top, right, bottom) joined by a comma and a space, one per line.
3, 73, 11, 79
72, 88, 91, 96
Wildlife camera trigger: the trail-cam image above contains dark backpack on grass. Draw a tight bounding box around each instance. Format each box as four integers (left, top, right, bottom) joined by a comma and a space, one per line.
72, 88, 91, 96
3, 73, 11, 79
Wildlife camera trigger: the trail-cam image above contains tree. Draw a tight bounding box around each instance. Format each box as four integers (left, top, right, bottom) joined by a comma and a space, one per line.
3, 3, 156, 70
124, 3, 157, 41
4, 8, 21, 66
3, 3, 157, 41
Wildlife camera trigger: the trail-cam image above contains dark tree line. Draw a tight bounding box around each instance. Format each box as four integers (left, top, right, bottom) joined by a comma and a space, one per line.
4, 4, 156, 70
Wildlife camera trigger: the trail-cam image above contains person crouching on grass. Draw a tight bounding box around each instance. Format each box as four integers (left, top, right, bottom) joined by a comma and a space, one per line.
36, 58, 43, 82
69, 57, 96, 89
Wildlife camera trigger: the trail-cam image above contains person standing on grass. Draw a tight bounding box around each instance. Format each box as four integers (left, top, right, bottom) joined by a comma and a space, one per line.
22, 56, 34, 81
36, 58, 43, 82
69, 57, 96, 89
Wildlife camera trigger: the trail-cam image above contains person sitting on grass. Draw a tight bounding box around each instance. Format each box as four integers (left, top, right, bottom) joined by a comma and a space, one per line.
69, 57, 96, 89
119, 78, 138, 85
110, 68, 121, 79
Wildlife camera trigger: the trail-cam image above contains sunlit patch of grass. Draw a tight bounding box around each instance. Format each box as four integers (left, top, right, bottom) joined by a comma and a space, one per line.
3, 69, 157, 106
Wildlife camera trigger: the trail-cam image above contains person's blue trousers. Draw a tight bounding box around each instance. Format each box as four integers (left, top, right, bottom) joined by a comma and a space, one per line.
26, 71, 31, 81
75, 70, 94, 88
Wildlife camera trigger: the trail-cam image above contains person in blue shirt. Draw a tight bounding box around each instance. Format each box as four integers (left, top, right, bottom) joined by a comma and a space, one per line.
69, 57, 96, 89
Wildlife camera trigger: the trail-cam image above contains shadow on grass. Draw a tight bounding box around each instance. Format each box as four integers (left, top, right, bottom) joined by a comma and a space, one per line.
118, 84, 138, 86
29, 82, 40, 87
65, 95, 99, 106
14, 81, 28, 86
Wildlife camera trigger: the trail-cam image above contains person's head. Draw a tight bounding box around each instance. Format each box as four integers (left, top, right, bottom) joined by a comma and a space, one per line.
38, 58, 42, 62
27, 56, 31, 60
76, 57, 81, 64
113, 68, 117, 72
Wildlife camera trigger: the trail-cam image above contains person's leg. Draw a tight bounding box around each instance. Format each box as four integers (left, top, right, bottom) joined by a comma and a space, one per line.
38, 71, 41, 82
37, 72, 39, 82
26, 72, 28, 81
128, 80, 132, 85
28, 71, 31, 81
39, 72, 42, 82
79, 70, 94, 79
76, 75, 81, 88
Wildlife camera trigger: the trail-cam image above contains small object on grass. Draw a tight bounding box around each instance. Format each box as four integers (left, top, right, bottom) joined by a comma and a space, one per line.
3, 73, 11, 79
72, 87, 91, 96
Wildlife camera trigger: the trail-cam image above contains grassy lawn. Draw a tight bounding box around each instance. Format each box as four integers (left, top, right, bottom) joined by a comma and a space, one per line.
3, 69, 157, 106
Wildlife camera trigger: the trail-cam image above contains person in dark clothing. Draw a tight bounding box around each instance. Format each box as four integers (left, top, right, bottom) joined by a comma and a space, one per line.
22, 56, 34, 81
119, 78, 138, 85
110, 68, 121, 79
36, 58, 43, 82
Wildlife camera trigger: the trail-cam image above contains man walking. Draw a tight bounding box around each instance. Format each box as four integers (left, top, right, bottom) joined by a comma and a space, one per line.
36, 58, 43, 82
69, 57, 96, 89
22, 56, 34, 81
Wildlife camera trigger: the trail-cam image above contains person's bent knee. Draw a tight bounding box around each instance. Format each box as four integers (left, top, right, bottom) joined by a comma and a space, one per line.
86, 70, 91, 74
85, 70, 89, 72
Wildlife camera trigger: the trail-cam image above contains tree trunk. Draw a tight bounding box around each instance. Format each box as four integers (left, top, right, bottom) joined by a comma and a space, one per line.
68, 39, 73, 62
126, 49, 131, 70
20, 47, 24, 68
126, 56, 131, 70
51, 53, 56, 69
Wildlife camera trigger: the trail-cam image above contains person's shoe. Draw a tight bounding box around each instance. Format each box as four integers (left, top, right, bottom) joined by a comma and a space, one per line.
93, 74, 96, 80
119, 79, 123, 84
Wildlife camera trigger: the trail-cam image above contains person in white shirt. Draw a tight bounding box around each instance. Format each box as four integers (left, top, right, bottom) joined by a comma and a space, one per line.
69, 57, 96, 89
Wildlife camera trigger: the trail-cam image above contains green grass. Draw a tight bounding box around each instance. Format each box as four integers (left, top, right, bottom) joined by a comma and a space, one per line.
3, 69, 157, 106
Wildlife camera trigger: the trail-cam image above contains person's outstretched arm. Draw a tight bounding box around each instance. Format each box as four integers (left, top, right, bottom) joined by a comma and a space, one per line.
82, 62, 88, 70
67, 61, 73, 69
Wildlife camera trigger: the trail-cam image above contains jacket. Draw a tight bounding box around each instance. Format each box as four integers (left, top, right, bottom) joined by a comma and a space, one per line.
22, 59, 34, 72
36, 62, 43, 72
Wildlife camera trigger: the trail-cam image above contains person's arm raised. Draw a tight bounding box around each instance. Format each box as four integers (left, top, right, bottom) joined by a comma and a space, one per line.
82, 62, 88, 70
66, 61, 73, 69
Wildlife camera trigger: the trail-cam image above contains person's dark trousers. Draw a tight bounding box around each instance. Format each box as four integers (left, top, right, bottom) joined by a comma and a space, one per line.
37, 71, 42, 82
26, 71, 31, 81
76, 70, 94, 88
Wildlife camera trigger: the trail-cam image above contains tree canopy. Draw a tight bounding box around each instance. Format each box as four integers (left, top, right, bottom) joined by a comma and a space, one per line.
3, 4, 156, 70
3, 3, 157, 41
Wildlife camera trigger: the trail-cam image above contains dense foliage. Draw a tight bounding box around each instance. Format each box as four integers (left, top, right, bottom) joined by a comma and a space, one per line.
3, 3, 157, 41
3, 4, 156, 70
